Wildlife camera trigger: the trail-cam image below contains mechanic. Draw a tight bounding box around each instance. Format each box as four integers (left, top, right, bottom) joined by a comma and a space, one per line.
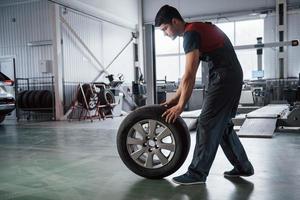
155, 5, 254, 185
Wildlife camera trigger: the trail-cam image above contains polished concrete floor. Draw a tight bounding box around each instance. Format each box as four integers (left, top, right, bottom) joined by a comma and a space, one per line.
0, 118, 300, 200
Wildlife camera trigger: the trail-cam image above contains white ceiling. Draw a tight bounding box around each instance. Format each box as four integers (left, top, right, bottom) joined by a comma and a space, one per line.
142, 0, 300, 23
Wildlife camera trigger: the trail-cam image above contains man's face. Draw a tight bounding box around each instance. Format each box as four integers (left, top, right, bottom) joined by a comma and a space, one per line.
159, 22, 178, 40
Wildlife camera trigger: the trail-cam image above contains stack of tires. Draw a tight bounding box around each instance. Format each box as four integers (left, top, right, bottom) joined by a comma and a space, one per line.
17, 90, 53, 111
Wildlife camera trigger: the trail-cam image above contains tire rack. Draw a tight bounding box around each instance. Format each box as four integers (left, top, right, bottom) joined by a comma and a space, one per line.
68, 83, 118, 122
15, 76, 55, 121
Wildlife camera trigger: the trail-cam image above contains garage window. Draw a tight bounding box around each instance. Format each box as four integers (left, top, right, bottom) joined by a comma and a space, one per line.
217, 19, 264, 80
155, 18, 264, 82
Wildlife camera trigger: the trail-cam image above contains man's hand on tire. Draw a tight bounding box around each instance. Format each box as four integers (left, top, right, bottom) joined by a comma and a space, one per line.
162, 104, 184, 124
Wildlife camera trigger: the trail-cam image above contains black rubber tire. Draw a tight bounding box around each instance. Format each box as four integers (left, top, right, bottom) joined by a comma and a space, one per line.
0, 115, 5, 123
41, 90, 53, 108
98, 89, 115, 115
22, 90, 33, 109
34, 90, 48, 109
77, 84, 90, 104
98, 89, 115, 105
117, 104, 190, 179
28, 90, 38, 108
77, 84, 96, 110
17, 91, 26, 108
105, 89, 115, 104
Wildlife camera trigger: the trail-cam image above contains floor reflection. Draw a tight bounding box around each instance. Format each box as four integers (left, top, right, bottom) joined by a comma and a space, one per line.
224, 177, 254, 200
121, 176, 255, 200
122, 179, 209, 200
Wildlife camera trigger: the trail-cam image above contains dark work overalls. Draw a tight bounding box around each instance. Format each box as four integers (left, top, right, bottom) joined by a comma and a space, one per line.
183, 22, 253, 179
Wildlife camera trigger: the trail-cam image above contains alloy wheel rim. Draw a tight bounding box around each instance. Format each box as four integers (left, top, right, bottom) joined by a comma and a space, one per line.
126, 119, 176, 169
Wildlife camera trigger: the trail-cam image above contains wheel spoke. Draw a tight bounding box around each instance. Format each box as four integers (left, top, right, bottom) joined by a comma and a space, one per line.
156, 128, 172, 141
145, 153, 154, 168
133, 123, 147, 138
127, 137, 144, 145
148, 120, 157, 138
155, 150, 168, 165
127, 119, 176, 169
131, 148, 146, 160
159, 143, 175, 152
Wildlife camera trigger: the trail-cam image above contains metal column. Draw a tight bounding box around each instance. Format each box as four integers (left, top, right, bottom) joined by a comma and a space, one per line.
276, 0, 288, 78
50, 3, 64, 120
256, 37, 263, 72
144, 24, 156, 105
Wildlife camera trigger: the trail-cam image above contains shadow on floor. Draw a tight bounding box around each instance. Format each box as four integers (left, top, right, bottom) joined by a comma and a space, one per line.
224, 177, 254, 200
121, 176, 254, 200
121, 178, 208, 200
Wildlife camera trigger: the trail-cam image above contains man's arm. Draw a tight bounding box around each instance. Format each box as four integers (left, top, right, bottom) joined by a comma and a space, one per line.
177, 49, 201, 109
162, 49, 201, 123
161, 82, 182, 108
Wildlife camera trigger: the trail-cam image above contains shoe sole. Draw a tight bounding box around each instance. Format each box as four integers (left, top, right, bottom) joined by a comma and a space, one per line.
224, 173, 254, 178
172, 179, 206, 185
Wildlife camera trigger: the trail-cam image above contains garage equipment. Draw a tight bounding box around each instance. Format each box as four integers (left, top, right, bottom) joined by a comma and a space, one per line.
68, 83, 117, 122
237, 104, 289, 138
277, 103, 300, 127
68, 83, 98, 122
117, 105, 190, 179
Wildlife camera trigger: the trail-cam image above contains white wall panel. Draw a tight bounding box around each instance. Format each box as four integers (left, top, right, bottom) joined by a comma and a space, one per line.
61, 9, 135, 84
0, 0, 53, 78
102, 22, 134, 83
61, 9, 103, 82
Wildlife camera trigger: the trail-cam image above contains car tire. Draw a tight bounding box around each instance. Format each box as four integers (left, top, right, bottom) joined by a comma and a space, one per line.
28, 90, 38, 108
17, 91, 26, 108
77, 84, 97, 110
99, 89, 115, 105
41, 90, 53, 109
22, 90, 33, 109
34, 90, 47, 109
117, 104, 190, 179
98, 89, 115, 115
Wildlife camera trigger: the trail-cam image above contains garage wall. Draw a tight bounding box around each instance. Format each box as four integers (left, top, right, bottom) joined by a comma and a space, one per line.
61, 11, 135, 83
61, 10, 104, 83
102, 23, 134, 82
62, 8, 135, 109
264, 10, 300, 78
0, 0, 53, 78
0, 0, 139, 82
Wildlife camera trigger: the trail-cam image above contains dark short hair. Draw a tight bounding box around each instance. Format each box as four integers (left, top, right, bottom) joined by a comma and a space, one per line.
155, 5, 184, 27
